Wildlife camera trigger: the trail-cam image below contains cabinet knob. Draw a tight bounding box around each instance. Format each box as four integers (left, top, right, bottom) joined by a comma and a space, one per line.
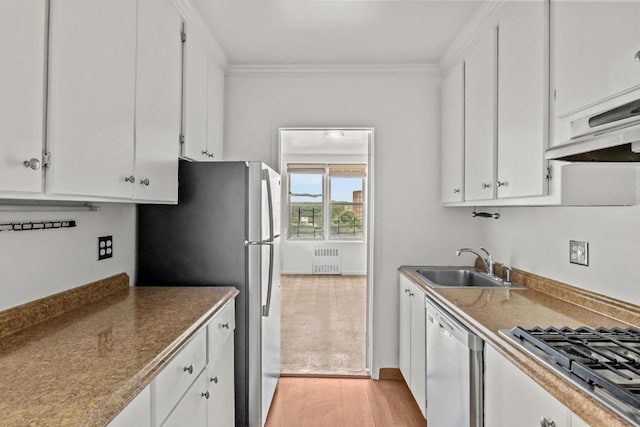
482, 183, 491, 189
183, 364, 194, 375
539, 417, 556, 427
208, 152, 215, 159
202, 150, 210, 157
496, 180, 507, 188
404, 288, 410, 293
124, 175, 136, 183
409, 292, 414, 297
201, 391, 210, 400
211, 376, 219, 384
221, 322, 230, 329
453, 188, 460, 194
140, 178, 150, 186
635, 50, 640, 62
23, 158, 41, 170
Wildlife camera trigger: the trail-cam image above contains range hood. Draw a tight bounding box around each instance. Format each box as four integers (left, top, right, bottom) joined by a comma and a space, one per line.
545, 98, 640, 162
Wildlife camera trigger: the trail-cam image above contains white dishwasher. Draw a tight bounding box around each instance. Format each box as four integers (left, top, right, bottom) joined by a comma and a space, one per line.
426, 298, 483, 427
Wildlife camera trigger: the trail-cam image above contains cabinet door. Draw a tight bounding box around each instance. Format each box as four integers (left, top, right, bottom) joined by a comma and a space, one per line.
134, 0, 182, 203
163, 371, 208, 427
47, 0, 136, 198
182, 29, 209, 161
485, 345, 570, 427
409, 282, 426, 417
0, 0, 46, 194
464, 26, 497, 201
205, 59, 225, 161
207, 334, 235, 427
398, 276, 412, 384
108, 386, 151, 427
441, 62, 465, 203
497, 1, 548, 199
551, 1, 640, 117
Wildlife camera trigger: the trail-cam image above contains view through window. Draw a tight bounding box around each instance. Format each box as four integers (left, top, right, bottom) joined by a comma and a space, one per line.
288, 164, 366, 240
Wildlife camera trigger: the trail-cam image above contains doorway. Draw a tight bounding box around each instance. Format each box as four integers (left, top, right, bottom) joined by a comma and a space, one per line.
278, 128, 374, 376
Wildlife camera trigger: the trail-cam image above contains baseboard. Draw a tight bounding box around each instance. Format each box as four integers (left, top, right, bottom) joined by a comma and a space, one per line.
378, 367, 404, 381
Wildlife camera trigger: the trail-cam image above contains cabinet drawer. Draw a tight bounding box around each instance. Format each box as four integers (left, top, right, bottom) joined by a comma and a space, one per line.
206, 334, 235, 427
161, 370, 208, 427
208, 302, 235, 361
153, 328, 207, 424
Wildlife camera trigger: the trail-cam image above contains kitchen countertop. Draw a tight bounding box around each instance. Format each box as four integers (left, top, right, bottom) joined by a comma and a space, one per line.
0, 275, 238, 427
399, 265, 638, 427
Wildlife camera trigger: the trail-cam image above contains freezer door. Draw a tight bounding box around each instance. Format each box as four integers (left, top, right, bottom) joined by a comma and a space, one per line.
261, 165, 281, 242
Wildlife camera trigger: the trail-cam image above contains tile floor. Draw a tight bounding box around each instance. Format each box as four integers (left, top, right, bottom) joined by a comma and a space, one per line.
280, 274, 367, 375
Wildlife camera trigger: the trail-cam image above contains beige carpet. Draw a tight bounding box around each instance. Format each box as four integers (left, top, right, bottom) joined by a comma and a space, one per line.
280, 275, 367, 375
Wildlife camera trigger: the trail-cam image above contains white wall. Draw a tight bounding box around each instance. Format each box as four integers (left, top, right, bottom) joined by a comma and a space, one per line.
0, 203, 135, 311
482, 201, 640, 306
224, 70, 483, 375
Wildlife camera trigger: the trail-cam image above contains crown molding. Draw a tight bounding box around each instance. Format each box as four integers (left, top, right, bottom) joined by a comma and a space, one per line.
438, 0, 506, 75
226, 64, 440, 78
172, 0, 229, 68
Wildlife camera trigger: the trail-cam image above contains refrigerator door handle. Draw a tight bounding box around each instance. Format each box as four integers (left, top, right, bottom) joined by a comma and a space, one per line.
262, 168, 275, 242
262, 244, 274, 317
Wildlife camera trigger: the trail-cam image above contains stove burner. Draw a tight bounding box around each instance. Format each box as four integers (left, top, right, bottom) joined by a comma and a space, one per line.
511, 326, 640, 411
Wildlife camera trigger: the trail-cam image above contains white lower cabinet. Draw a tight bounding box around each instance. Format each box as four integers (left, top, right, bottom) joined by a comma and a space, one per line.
485, 345, 570, 427
110, 301, 236, 427
108, 386, 151, 427
398, 274, 426, 417
162, 370, 209, 427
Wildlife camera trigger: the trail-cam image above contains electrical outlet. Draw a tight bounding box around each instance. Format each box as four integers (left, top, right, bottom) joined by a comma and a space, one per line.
98, 236, 113, 260
570, 240, 588, 266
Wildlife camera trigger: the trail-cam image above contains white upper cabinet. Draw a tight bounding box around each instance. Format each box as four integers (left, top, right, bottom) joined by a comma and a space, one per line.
0, 0, 47, 194
182, 30, 210, 161
440, 63, 465, 203
134, 0, 182, 203
551, 1, 640, 119
47, 0, 137, 198
496, 1, 548, 199
206, 59, 225, 162
464, 26, 497, 201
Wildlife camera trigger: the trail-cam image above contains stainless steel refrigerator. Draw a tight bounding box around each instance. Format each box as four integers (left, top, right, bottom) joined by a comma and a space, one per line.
136, 160, 281, 427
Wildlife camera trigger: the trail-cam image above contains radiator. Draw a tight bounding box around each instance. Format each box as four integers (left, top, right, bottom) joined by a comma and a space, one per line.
312, 248, 341, 274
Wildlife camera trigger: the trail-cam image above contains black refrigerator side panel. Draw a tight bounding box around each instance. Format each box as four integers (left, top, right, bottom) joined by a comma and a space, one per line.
136, 161, 250, 427
137, 161, 247, 286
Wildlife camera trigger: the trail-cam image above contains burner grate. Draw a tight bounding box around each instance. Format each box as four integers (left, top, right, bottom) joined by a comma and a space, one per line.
512, 326, 640, 410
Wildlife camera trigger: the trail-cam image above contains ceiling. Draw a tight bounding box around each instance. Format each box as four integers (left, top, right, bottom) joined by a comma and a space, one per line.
191, 0, 484, 65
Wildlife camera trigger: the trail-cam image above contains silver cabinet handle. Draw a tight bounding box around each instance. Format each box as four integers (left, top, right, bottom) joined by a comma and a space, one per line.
124, 175, 136, 183
183, 364, 194, 374
482, 183, 491, 189
409, 292, 414, 297
404, 288, 410, 293
202, 150, 209, 156
210, 376, 219, 384
453, 188, 460, 194
201, 391, 210, 399
221, 322, 229, 329
23, 158, 41, 170
635, 50, 640, 62
208, 152, 215, 159
496, 180, 507, 188
539, 417, 556, 427
140, 178, 150, 186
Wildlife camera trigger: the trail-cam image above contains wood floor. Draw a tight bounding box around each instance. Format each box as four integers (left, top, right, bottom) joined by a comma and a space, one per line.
265, 377, 426, 427
281, 275, 367, 375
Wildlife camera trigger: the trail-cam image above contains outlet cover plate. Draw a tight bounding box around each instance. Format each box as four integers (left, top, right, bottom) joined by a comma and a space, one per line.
98, 236, 113, 261
570, 240, 588, 266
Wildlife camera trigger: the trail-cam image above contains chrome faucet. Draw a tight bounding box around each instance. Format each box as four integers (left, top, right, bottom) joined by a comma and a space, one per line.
456, 247, 495, 277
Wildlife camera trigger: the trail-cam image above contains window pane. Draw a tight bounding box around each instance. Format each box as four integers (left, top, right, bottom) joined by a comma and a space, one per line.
289, 204, 324, 239
289, 173, 324, 239
330, 177, 364, 239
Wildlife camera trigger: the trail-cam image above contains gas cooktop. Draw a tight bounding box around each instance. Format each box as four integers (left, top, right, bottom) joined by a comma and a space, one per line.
501, 326, 640, 426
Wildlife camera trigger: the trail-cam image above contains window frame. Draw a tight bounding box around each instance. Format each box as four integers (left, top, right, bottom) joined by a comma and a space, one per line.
286, 163, 367, 242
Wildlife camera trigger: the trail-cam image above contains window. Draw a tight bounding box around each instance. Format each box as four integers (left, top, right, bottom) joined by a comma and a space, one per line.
287, 163, 366, 241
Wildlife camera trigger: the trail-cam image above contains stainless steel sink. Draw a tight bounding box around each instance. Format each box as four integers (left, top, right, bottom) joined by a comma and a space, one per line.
409, 266, 523, 289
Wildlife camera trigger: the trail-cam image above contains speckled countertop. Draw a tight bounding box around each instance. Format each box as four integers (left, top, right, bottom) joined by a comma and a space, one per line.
400, 265, 638, 427
0, 276, 238, 427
